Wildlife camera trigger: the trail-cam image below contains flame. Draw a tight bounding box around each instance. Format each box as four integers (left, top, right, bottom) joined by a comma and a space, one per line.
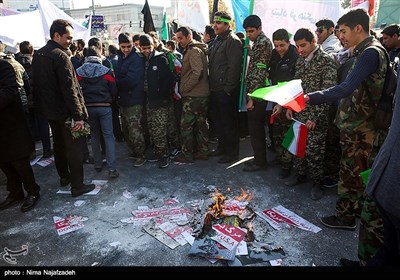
209, 188, 225, 218
235, 188, 254, 202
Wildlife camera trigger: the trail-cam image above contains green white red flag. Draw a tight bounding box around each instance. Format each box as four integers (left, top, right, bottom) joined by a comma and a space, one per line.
249, 79, 305, 112
282, 119, 308, 158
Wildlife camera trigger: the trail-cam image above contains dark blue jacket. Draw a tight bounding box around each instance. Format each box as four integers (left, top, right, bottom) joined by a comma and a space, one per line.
115, 50, 145, 107
142, 51, 174, 109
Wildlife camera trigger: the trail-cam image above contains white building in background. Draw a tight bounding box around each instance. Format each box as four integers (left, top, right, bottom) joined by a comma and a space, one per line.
65, 4, 164, 39
2, 0, 73, 11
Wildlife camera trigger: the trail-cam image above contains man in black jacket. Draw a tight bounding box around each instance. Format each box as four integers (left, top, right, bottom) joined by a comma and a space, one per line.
0, 59, 40, 212
32, 19, 94, 197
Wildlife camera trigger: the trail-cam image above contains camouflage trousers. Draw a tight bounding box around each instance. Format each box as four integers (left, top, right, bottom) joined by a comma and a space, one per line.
272, 111, 293, 170
323, 104, 341, 180
147, 105, 169, 158
358, 195, 384, 266
335, 130, 378, 222
120, 105, 145, 157
293, 123, 327, 184
180, 96, 209, 160
167, 99, 181, 150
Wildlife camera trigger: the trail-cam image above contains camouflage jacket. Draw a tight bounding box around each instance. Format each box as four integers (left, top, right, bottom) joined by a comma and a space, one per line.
294, 46, 337, 124
246, 31, 273, 96
334, 37, 387, 132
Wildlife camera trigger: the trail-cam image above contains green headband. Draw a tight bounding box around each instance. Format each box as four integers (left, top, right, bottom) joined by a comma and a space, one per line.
214, 16, 230, 23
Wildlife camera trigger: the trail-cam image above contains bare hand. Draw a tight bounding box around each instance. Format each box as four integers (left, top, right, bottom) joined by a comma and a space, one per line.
305, 120, 316, 131
272, 104, 282, 116
304, 94, 310, 102
246, 99, 254, 111
71, 120, 84, 132
286, 109, 293, 120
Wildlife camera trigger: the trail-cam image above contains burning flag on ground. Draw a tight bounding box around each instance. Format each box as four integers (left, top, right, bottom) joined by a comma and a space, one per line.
249, 79, 305, 113
282, 119, 308, 158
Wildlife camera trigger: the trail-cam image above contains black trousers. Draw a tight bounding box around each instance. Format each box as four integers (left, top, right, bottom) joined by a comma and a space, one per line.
247, 100, 268, 166
210, 90, 239, 157
0, 157, 40, 197
48, 120, 84, 188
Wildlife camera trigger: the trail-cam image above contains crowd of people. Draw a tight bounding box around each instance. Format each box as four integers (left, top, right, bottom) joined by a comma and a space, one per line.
0, 8, 399, 266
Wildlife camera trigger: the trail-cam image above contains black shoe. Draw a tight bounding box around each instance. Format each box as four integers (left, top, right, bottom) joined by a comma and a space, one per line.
209, 149, 225, 157
60, 177, 71, 187
278, 168, 291, 179
0, 195, 25, 211
158, 157, 169, 168
339, 258, 360, 267
42, 149, 54, 158
83, 156, 95, 164
218, 155, 238, 164
243, 163, 268, 172
71, 184, 95, 198
21, 194, 40, 212
244, 159, 255, 166
320, 215, 356, 231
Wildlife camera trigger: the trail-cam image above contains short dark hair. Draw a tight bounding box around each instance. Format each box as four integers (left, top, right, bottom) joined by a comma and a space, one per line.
19, 41, 32, 54
88, 37, 102, 49
50, 19, 73, 40
108, 44, 118, 55
176, 26, 192, 37
148, 31, 159, 39
205, 25, 215, 39
382, 24, 400, 37
165, 40, 176, 51
337, 8, 370, 34
243, 15, 262, 29
118, 32, 132, 44
86, 46, 101, 58
76, 39, 85, 48
294, 28, 315, 43
214, 11, 232, 23
273, 29, 290, 42
69, 43, 78, 53
139, 34, 153, 46
132, 34, 140, 42
192, 30, 202, 42
315, 18, 335, 29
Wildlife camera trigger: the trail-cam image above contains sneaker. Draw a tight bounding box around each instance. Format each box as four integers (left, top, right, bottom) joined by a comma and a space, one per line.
278, 168, 291, 179
193, 153, 208, 160
83, 156, 95, 164
285, 174, 308, 187
108, 170, 119, 179
71, 184, 95, 198
133, 157, 146, 167
158, 157, 169, 168
175, 154, 193, 164
311, 184, 324, 200
42, 149, 53, 158
321, 177, 338, 188
319, 215, 356, 231
169, 148, 181, 158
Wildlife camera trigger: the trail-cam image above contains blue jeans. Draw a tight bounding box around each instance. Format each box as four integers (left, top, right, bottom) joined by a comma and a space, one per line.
87, 107, 116, 171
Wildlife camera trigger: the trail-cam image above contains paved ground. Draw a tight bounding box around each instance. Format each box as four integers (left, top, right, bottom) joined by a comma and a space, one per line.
0, 137, 360, 272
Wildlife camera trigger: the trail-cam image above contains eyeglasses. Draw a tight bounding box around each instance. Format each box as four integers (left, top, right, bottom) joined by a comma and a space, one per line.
315, 26, 326, 33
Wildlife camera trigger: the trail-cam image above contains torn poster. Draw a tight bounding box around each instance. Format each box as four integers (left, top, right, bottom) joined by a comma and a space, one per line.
211, 224, 246, 251
36, 157, 54, 167
158, 220, 191, 246
257, 205, 321, 233
142, 220, 180, 249
53, 215, 87, 236
188, 235, 237, 261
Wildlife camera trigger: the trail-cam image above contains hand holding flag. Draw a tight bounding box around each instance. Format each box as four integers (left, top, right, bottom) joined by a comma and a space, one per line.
250, 79, 305, 113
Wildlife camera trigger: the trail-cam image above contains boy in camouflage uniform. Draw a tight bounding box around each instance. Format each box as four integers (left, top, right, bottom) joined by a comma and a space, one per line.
285, 28, 337, 200
242, 15, 273, 172
307, 9, 388, 233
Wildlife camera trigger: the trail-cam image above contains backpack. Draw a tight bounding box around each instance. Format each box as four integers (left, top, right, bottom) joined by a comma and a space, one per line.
366, 45, 398, 130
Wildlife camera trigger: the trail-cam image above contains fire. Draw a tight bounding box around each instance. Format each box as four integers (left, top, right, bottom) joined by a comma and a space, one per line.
209, 188, 225, 218
235, 188, 254, 202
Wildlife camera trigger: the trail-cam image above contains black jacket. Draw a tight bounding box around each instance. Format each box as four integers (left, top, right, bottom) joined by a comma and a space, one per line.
269, 44, 299, 85
32, 40, 87, 121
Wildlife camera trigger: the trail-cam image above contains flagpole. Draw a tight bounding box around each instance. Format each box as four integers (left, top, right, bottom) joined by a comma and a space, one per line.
238, 0, 255, 111
291, 118, 306, 126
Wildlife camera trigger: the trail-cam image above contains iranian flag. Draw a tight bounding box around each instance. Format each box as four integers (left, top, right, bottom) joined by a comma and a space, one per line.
250, 79, 305, 112
282, 119, 308, 158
